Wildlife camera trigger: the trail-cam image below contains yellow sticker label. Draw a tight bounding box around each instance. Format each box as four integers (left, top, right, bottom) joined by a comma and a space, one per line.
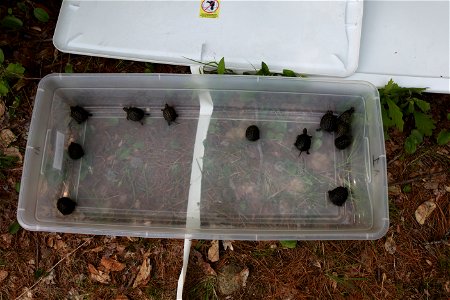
199, 0, 220, 18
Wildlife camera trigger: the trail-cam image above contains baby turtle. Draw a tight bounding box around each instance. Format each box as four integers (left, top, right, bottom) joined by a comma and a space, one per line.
334, 134, 352, 150
337, 107, 355, 124
123, 107, 148, 125
70, 106, 92, 124
328, 186, 349, 206
294, 128, 312, 156
68, 142, 84, 160
317, 110, 338, 132
336, 120, 351, 137
57, 197, 77, 215
161, 103, 178, 125
245, 125, 260, 141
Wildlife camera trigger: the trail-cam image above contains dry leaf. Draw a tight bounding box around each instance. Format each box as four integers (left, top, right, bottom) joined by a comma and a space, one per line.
388, 185, 401, 196
445, 186, 450, 193
208, 240, 220, 262
42, 270, 56, 285
101, 257, 125, 272
0, 102, 5, 119
237, 268, 249, 287
88, 264, 110, 284
384, 235, 396, 255
89, 246, 104, 253
424, 182, 439, 190
0, 270, 8, 282
132, 255, 151, 288
222, 240, 234, 251
13, 78, 27, 92
426, 260, 432, 266
114, 295, 129, 300
192, 249, 217, 276
0, 129, 17, 148
415, 201, 436, 225
0, 234, 12, 249
445, 281, 450, 293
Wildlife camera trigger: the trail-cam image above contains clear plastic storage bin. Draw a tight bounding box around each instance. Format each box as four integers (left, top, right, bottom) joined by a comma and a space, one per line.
18, 74, 388, 240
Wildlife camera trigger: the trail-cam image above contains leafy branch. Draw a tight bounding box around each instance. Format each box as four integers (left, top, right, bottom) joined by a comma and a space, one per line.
379, 79, 442, 153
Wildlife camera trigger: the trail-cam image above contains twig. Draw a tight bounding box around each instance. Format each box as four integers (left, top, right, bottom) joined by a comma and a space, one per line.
388, 170, 448, 186
15, 238, 92, 300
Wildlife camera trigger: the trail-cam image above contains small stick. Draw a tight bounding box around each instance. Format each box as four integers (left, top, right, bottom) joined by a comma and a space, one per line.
389, 170, 448, 186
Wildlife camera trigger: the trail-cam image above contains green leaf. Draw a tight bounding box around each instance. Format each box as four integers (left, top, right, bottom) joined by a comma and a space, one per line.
5, 63, 25, 77
257, 62, 271, 76
404, 136, 418, 154
437, 130, 450, 145
34, 268, 45, 279
413, 111, 435, 136
1, 15, 23, 29
8, 8, 13, 15
413, 98, 430, 112
0, 48, 4, 64
8, 220, 21, 234
406, 101, 415, 115
410, 129, 423, 143
402, 184, 412, 193
280, 240, 297, 249
64, 63, 73, 73
447, 113, 450, 121
381, 107, 394, 129
34, 8, 49, 23
15, 182, 20, 193
386, 99, 404, 132
282, 69, 297, 77
217, 57, 225, 75
0, 81, 9, 96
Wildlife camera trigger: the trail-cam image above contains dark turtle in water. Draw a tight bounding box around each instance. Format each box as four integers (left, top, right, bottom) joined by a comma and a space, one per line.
328, 186, 349, 206
57, 197, 77, 215
294, 128, 312, 156
161, 103, 178, 125
337, 107, 355, 124
317, 110, 338, 132
68, 142, 84, 160
245, 125, 260, 141
334, 134, 352, 150
123, 107, 148, 125
70, 106, 92, 124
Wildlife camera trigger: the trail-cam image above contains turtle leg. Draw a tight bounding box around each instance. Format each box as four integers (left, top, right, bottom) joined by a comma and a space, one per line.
307, 150, 310, 154
298, 151, 302, 157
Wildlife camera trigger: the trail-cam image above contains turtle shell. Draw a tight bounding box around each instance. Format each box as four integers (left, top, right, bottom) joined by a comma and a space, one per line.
337, 107, 355, 124
334, 134, 352, 150
336, 120, 351, 137
318, 111, 338, 132
328, 186, 349, 206
161, 104, 178, 125
294, 128, 312, 155
123, 107, 146, 124
68, 142, 84, 160
57, 197, 77, 215
245, 125, 260, 141
70, 106, 92, 124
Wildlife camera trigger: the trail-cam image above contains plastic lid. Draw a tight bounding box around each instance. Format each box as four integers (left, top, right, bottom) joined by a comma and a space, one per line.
53, 0, 364, 77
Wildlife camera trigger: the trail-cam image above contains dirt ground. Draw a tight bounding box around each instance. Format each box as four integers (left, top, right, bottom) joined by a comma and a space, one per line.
1, 2, 449, 299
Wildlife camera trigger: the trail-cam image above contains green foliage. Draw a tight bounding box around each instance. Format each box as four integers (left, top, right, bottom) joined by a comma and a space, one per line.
1, 15, 23, 29
34, 268, 45, 279
437, 130, 450, 145
15, 182, 20, 193
280, 240, 297, 249
379, 79, 437, 154
0, 80, 8, 96
0, 48, 4, 64
256, 62, 271, 76
217, 57, 225, 75
33, 8, 49, 23
404, 129, 423, 154
282, 69, 296, 77
144, 62, 154, 73
0, 49, 26, 97
65, 63, 74, 73
0, 153, 18, 178
402, 184, 412, 193
8, 220, 21, 234
5, 63, 25, 78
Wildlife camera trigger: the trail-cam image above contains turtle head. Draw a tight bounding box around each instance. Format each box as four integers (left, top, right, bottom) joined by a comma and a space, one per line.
123, 107, 129, 112
303, 128, 307, 134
